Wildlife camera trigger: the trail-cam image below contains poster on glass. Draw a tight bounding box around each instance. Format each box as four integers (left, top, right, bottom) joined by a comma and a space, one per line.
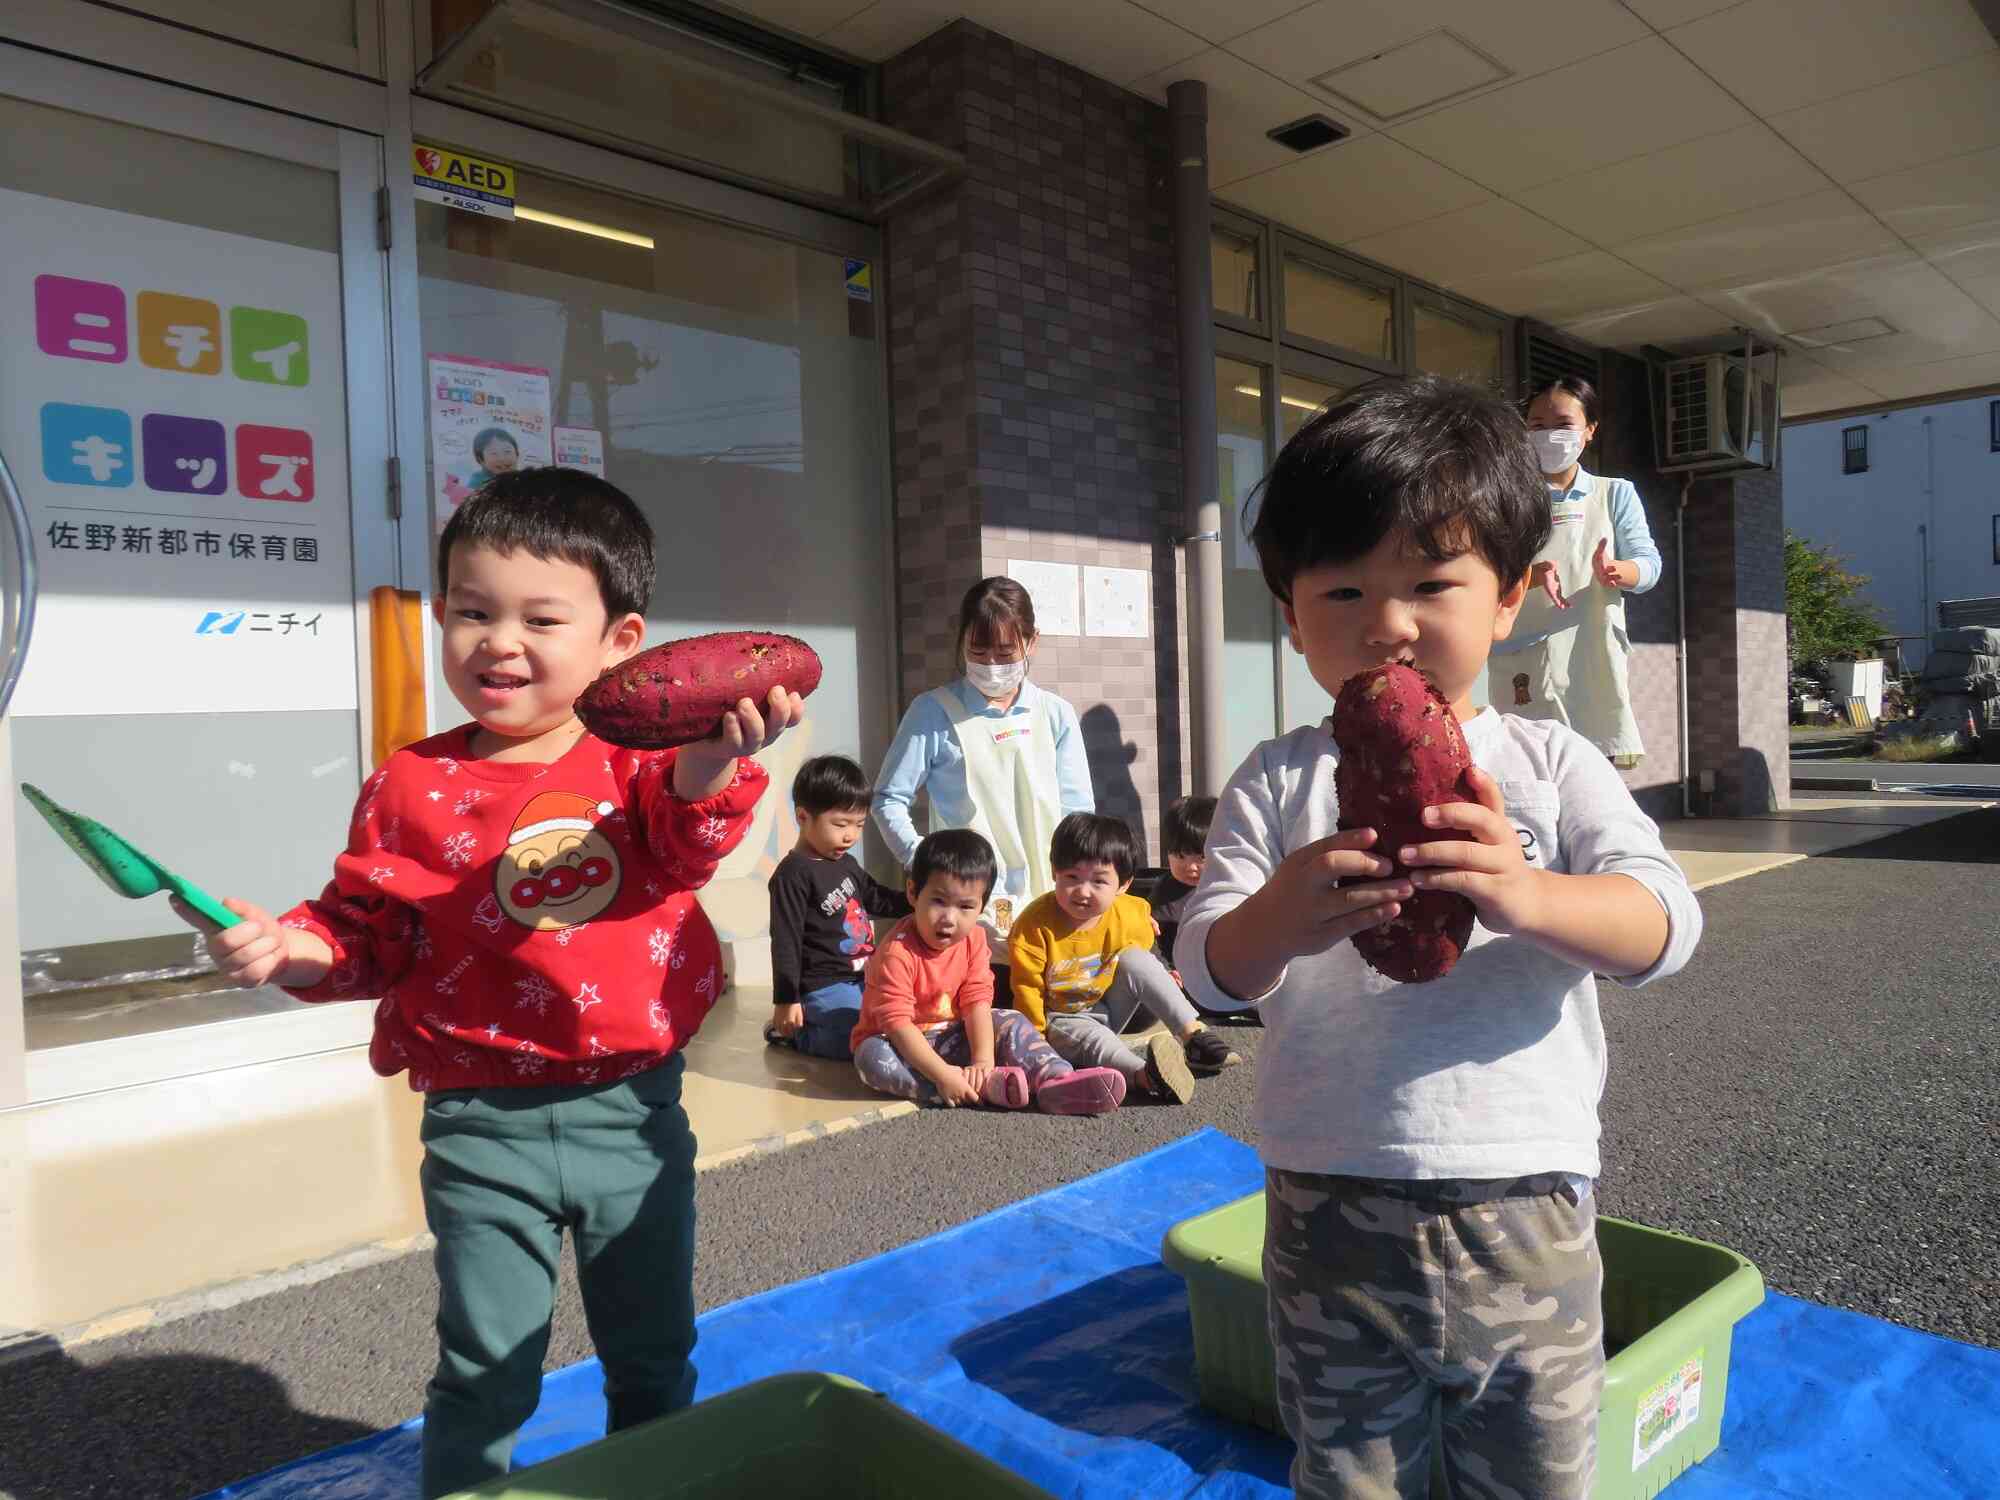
428, 354, 551, 530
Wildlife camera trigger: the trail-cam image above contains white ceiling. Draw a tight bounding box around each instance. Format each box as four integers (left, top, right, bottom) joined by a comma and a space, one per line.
727, 0, 2000, 416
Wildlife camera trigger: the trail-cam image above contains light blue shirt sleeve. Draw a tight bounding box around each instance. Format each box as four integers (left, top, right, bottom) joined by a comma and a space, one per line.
871, 693, 951, 868
1608, 479, 1662, 594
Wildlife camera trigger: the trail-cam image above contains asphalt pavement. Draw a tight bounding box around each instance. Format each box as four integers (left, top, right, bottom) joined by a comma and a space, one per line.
3, 807, 1995, 1500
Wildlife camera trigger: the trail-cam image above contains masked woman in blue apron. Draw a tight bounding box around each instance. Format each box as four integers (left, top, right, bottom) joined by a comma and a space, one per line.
873, 577, 1095, 1000
1491, 376, 1663, 768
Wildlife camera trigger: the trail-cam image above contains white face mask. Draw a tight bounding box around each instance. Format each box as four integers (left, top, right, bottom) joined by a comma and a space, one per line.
1529, 427, 1586, 475
965, 659, 1027, 700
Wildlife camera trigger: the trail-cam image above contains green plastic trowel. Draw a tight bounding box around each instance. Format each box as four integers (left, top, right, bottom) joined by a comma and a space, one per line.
20, 783, 238, 933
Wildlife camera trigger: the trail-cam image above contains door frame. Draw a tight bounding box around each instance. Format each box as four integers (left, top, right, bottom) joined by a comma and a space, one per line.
0, 43, 398, 1107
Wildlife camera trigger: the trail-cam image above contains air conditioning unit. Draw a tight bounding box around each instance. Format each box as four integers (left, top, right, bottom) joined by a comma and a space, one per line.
1659, 354, 1775, 470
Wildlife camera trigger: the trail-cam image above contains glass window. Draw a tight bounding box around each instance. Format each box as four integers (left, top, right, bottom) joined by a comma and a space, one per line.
1216, 359, 1278, 771
1279, 371, 1346, 440
115, 0, 373, 74
1275, 372, 1351, 729
1843, 426, 1868, 474
418, 2, 945, 217
1414, 297, 1504, 388
1212, 224, 1261, 325
0, 98, 367, 1063
1283, 253, 1393, 362
416, 173, 893, 954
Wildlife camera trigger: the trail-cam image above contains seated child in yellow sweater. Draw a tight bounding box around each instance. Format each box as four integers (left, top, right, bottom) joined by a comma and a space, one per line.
852, 829, 1125, 1115
1009, 813, 1241, 1103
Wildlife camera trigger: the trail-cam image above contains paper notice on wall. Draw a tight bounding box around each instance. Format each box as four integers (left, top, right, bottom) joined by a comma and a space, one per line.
1005, 559, 1080, 637
553, 425, 606, 477
1084, 565, 1149, 638
428, 355, 550, 530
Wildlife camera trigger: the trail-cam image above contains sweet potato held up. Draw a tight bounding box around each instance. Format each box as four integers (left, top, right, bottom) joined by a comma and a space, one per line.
1331, 663, 1477, 983
576, 632, 822, 750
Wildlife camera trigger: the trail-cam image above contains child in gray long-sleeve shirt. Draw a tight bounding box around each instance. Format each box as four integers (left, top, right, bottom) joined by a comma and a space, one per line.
1176, 376, 1702, 1500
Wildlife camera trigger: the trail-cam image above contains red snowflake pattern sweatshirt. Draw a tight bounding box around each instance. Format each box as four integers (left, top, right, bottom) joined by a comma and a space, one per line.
279, 724, 768, 1093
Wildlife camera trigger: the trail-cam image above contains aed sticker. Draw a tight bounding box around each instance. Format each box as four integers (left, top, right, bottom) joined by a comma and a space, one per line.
844, 259, 874, 303
1632, 1350, 1703, 1468
413, 144, 516, 220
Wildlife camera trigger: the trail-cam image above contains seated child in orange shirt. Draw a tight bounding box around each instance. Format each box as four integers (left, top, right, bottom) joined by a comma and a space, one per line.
851, 829, 1125, 1114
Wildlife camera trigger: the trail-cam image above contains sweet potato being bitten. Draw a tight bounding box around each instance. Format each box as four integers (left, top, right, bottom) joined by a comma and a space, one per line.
576, 631, 822, 749
1331, 663, 1476, 983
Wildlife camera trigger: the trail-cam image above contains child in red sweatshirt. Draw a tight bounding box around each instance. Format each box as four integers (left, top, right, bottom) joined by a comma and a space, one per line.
850, 829, 1124, 1115
189, 470, 804, 1498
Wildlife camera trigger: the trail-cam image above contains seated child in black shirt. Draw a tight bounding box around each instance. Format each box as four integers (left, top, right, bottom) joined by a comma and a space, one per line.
767, 755, 911, 1060
1150, 794, 1215, 967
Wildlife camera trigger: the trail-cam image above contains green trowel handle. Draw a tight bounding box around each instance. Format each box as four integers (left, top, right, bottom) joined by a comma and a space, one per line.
164, 878, 240, 934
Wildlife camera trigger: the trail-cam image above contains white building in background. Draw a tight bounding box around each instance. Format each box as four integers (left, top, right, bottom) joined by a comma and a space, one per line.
1785, 394, 2000, 672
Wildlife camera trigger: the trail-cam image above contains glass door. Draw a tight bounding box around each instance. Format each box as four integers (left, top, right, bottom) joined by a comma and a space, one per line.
1274, 357, 1376, 735
1216, 357, 1278, 777
0, 50, 394, 1102
411, 141, 895, 956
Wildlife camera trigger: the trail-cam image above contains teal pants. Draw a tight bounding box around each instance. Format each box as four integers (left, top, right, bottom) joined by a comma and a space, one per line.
417, 1056, 698, 1498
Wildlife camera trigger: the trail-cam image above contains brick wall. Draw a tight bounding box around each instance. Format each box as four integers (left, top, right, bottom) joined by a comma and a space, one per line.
882, 21, 1184, 858
1733, 467, 1790, 813
1680, 468, 1790, 816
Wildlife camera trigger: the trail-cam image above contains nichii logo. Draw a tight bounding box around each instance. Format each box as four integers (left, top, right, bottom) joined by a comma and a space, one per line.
195, 610, 246, 635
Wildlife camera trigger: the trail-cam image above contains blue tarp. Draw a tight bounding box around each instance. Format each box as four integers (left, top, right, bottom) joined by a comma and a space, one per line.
203, 1127, 2000, 1499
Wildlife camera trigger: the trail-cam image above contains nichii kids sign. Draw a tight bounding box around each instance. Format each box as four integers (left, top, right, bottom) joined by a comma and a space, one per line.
0, 188, 356, 716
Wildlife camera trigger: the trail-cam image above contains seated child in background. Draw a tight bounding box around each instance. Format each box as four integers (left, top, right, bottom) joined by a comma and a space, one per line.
1010, 813, 1240, 1107
767, 755, 911, 1060
1149, 794, 1216, 965
851, 829, 1125, 1115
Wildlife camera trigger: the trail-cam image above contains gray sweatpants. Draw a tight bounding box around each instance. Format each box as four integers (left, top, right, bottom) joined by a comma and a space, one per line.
1044, 946, 1198, 1081
1264, 1168, 1604, 1500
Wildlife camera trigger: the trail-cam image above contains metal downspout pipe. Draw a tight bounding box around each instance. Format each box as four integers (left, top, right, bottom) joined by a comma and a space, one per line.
1169, 80, 1226, 797
1676, 475, 1691, 819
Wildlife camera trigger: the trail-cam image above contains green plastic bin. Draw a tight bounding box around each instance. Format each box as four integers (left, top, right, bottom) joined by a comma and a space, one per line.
1161, 1192, 1765, 1500
442, 1372, 1056, 1499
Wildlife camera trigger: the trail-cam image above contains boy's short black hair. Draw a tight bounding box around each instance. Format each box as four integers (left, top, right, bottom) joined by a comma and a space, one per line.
438, 467, 655, 622
1050, 813, 1137, 885
909, 829, 997, 904
1162, 795, 1216, 860
1248, 375, 1550, 604
792, 755, 871, 816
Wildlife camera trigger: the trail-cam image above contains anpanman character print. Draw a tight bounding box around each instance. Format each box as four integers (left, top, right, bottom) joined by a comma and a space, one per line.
496, 790, 624, 930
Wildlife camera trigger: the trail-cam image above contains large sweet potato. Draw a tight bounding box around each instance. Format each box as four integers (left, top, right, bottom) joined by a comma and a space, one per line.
1331, 663, 1476, 983
576, 631, 822, 749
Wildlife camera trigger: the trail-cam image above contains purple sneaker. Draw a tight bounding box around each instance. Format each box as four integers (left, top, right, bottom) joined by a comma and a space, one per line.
1036, 1067, 1126, 1116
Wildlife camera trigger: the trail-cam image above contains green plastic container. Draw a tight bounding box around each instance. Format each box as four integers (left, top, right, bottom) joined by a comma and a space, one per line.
441, 1372, 1056, 1499
1161, 1193, 1765, 1500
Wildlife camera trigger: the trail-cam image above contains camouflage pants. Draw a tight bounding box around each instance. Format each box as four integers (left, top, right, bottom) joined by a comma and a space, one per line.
1264, 1168, 1604, 1500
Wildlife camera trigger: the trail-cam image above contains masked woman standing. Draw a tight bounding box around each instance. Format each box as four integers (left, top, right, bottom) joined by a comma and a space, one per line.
1492, 376, 1663, 767
873, 577, 1095, 992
